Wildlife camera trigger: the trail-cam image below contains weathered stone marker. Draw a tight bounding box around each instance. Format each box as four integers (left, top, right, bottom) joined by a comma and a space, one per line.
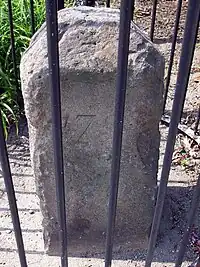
20, 7, 164, 256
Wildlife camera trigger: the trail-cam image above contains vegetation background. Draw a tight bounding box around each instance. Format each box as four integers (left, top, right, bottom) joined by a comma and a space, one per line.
0, 0, 74, 137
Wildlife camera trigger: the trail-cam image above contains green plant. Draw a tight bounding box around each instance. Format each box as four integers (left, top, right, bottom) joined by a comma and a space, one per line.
0, 0, 75, 137
65, 0, 74, 7
0, 0, 46, 136
0, 92, 18, 139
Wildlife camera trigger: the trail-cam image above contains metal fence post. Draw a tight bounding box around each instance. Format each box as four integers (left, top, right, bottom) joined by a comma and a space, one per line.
194, 106, 200, 135
57, 0, 64, 10
106, 0, 110, 8
131, 0, 135, 20
162, 0, 183, 114
7, 0, 21, 106
145, 0, 200, 266
45, 0, 68, 266
30, 0, 35, 35
104, 0, 132, 266
175, 173, 200, 267
85, 0, 96, 6
0, 114, 28, 267
150, 0, 158, 42
179, 16, 199, 121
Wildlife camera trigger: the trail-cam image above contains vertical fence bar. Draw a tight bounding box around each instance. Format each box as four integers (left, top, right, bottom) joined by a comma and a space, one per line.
7, 0, 20, 96
30, 0, 35, 35
162, 0, 183, 114
57, 0, 64, 10
194, 105, 200, 135
104, 0, 132, 266
150, 0, 158, 42
131, 0, 135, 21
179, 16, 199, 121
85, 0, 95, 6
0, 115, 27, 267
145, 1, 200, 266
45, 0, 68, 266
175, 173, 200, 267
106, 0, 110, 8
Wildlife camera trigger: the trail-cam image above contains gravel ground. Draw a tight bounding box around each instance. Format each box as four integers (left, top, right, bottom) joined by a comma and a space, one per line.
0, 121, 198, 267
0, 1, 200, 266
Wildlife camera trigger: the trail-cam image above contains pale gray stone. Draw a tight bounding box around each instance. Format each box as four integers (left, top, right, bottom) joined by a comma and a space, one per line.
20, 7, 164, 256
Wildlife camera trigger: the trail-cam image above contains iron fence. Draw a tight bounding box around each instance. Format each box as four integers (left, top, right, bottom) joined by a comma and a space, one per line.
46, 0, 68, 265
0, 0, 200, 267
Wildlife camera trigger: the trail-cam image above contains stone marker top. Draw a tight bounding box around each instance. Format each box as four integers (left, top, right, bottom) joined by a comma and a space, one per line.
21, 7, 163, 75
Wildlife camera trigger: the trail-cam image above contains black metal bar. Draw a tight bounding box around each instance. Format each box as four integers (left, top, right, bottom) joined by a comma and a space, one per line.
150, 0, 158, 42
30, 0, 35, 35
162, 0, 183, 114
194, 106, 200, 135
106, 0, 110, 8
145, 1, 200, 266
175, 173, 200, 267
7, 0, 20, 96
179, 15, 199, 121
85, 0, 95, 6
104, 0, 132, 266
0, 115, 28, 267
131, 0, 135, 21
57, 0, 64, 10
45, 0, 68, 266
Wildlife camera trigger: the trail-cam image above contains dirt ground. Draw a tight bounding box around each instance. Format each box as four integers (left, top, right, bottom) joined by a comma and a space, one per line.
0, 120, 199, 267
0, 1, 200, 266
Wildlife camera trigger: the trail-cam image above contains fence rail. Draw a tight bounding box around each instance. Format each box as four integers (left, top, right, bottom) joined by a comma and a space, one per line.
0, 0, 200, 266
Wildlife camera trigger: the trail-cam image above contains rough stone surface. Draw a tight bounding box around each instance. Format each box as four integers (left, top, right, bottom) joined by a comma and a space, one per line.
20, 7, 164, 256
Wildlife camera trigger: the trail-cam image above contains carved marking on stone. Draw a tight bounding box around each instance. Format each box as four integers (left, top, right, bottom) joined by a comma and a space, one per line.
63, 112, 69, 128
76, 114, 96, 119
75, 114, 96, 144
